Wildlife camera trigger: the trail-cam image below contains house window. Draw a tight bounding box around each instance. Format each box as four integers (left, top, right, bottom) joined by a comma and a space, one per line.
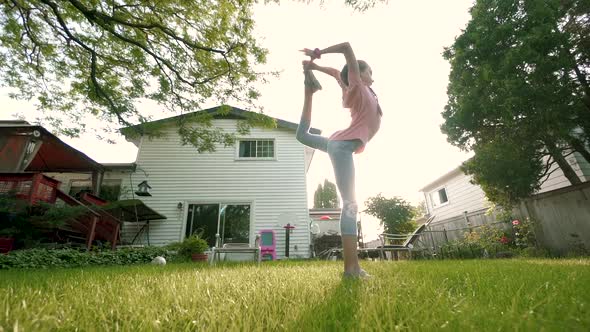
238, 139, 275, 159
430, 188, 449, 208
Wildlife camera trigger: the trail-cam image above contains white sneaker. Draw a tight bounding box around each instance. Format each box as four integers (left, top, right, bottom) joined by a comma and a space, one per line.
342, 269, 372, 280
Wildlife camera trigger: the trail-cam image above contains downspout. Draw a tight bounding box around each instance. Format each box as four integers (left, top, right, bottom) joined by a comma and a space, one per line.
91, 170, 104, 196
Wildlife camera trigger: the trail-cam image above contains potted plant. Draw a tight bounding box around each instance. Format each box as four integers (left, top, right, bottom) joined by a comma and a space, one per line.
179, 234, 209, 262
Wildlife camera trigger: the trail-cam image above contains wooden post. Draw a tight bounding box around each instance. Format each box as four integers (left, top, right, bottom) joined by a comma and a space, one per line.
430, 229, 436, 252
86, 216, 98, 251
463, 211, 471, 233
111, 223, 120, 250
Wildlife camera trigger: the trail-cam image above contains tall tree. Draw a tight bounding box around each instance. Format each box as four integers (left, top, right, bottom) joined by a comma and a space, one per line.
414, 200, 427, 218
0, 0, 384, 150
364, 194, 416, 234
442, 0, 590, 205
462, 134, 546, 207
313, 179, 339, 209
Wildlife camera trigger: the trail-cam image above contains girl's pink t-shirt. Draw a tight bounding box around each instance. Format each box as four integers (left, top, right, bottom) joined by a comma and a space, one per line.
329, 71, 382, 153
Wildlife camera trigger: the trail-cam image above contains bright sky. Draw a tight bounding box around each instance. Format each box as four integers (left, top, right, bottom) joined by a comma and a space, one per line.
1, 0, 474, 241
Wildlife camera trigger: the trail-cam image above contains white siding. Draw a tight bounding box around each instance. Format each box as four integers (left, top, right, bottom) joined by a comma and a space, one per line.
538, 153, 588, 193
424, 172, 489, 222
120, 119, 311, 259
576, 152, 590, 181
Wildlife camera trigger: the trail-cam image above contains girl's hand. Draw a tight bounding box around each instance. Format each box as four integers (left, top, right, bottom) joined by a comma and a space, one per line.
300, 48, 321, 60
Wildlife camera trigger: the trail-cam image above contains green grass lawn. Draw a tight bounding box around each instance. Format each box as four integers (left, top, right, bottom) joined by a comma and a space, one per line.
1, 259, 589, 331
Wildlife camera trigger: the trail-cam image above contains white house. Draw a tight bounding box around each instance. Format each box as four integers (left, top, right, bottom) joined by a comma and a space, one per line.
109, 106, 319, 259
420, 152, 590, 224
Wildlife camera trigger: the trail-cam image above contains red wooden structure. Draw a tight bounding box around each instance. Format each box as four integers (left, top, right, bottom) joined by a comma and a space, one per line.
0, 173, 122, 251
0, 173, 60, 205
0, 122, 119, 251
78, 192, 121, 250
0, 122, 165, 252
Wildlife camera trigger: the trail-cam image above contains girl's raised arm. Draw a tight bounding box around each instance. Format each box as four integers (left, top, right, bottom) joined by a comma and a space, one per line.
301, 42, 359, 84
303, 61, 344, 87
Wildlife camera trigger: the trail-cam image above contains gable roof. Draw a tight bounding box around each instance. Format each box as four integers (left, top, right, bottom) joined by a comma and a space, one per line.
419, 165, 464, 192
121, 106, 322, 137
0, 122, 103, 173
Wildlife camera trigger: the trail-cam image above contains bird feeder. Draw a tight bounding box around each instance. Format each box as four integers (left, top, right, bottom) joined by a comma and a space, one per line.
135, 180, 152, 197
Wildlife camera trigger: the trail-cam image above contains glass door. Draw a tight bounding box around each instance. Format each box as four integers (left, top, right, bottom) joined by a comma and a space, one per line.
185, 204, 219, 247
186, 203, 251, 247
218, 204, 251, 246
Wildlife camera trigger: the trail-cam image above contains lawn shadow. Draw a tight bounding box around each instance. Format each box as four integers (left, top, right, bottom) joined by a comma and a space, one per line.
286, 277, 364, 331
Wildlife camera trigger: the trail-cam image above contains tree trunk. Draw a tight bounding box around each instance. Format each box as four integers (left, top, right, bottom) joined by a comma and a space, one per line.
573, 65, 590, 111
545, 140, 582, 185
569, 137, 590, 164
583, 94, 590, 112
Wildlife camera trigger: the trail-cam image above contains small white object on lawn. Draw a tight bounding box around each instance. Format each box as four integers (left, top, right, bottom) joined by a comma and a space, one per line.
151, 256, 166, 265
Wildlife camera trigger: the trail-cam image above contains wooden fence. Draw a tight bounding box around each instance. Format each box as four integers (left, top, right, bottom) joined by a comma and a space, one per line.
515, 181, 590, 254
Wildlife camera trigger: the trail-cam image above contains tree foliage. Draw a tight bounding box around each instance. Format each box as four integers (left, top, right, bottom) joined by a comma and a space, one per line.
313, 179, 339, 209
414, 200, 427, 218
462, 135, 545, 207
364, 194, 416, 234
0, 0, 385, 150
0, 0, 269, 143
442, 0, 590, 205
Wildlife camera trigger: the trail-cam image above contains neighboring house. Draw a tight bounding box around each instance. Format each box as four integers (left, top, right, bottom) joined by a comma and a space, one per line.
113, 106, 320, 259
420, 153, 590, 223
309, 208, 342, 236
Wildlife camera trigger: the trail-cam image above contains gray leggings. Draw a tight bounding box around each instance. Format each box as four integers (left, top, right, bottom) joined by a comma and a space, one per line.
296, 117, 361, 236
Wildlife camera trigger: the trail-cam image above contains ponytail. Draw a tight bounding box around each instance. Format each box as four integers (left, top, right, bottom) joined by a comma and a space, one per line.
340, 60, 369, 86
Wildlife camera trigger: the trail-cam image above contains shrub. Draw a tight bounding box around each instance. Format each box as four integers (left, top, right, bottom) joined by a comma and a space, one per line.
0, 246, 179, 269
510, 218, 537, 248
439, 241, 485, 259
168, 234, 209, 259
463, 224, 507, 253
517, 246, 551, 258
0, 193, 87, 249
436, 217, 552, 259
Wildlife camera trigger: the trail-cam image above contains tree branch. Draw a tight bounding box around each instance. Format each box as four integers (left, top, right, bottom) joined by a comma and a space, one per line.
569, 136, 590, 163
78, 9, 228, 88
65, 0, 227, 55
11, 1, 41, 71
37, 0, 130, 127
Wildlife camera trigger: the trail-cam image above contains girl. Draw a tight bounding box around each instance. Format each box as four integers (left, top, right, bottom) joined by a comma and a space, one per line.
298, 42, 382, 278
